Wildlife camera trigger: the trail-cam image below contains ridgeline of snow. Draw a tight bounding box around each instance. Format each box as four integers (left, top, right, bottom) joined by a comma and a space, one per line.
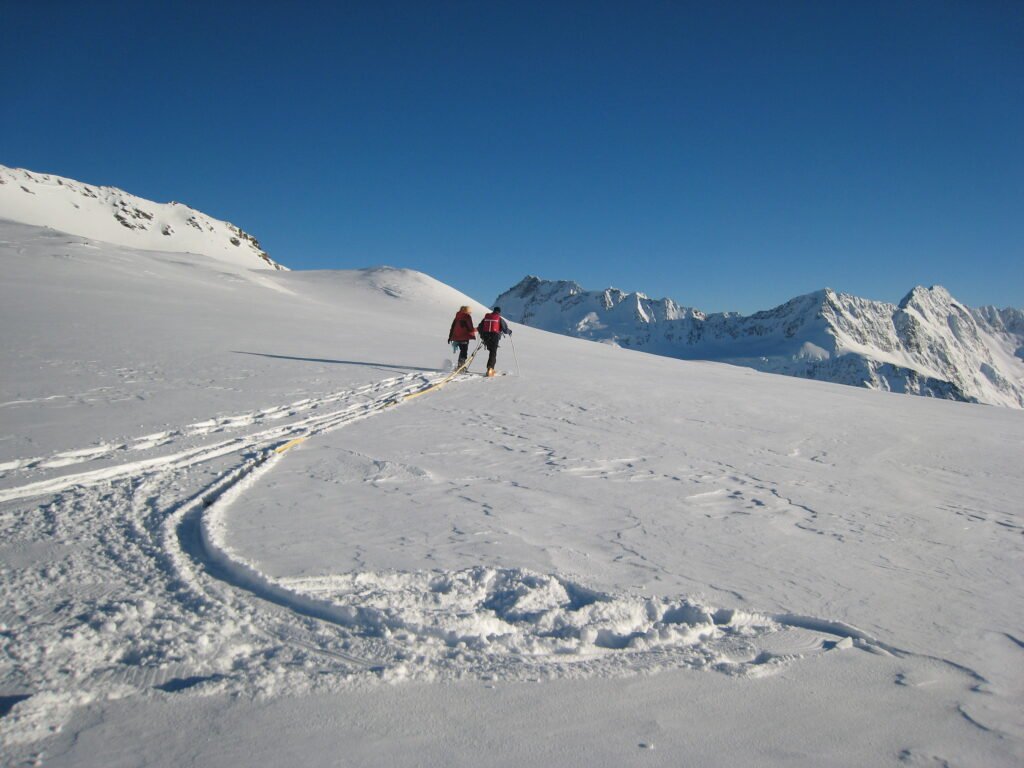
0, 164, 284, 270
496, 276, 1024, 408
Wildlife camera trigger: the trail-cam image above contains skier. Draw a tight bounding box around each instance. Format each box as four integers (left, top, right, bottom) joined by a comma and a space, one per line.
447, 305, 477, 369
477, 306, 511, 377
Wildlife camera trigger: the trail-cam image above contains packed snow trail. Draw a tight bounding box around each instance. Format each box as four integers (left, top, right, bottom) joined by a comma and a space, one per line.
0, 346, 486, 504
0, 373, 434, 504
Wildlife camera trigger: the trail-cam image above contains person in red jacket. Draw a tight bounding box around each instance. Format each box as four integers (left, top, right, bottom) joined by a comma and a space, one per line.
447, 305, 477, 368
477, 306, 511, 377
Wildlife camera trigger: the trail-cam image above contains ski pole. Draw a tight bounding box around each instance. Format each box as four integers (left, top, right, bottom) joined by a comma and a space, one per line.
509, 336, 521, 377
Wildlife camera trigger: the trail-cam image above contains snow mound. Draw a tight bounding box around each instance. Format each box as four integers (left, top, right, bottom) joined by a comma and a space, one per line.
280, 567, 771, 658
0, 164, 283, 270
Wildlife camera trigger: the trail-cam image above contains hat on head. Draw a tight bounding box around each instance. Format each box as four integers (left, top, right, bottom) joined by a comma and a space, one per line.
493, 306, 501, 313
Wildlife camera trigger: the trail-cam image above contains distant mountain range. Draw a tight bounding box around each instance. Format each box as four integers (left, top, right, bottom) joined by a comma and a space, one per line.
496, 276, 1024, 408
0, 164, 283, 270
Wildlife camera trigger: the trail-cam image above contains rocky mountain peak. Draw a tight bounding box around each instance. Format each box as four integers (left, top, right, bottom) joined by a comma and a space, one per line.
496, 275, 1024, 408
898, 285, 959, 314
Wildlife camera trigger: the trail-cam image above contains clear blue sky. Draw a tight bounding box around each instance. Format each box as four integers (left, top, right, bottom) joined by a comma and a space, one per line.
2, 2, 1021, 313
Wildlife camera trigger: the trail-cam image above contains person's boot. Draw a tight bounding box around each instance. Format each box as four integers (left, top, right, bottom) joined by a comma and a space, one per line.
486, 367, 496, 377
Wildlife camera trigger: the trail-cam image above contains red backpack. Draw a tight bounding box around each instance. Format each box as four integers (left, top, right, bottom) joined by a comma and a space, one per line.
480, 312, 502, 334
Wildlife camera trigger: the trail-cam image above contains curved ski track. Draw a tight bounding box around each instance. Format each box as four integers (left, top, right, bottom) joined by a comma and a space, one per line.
0, 369, 987, 710
0, 372, 437, 698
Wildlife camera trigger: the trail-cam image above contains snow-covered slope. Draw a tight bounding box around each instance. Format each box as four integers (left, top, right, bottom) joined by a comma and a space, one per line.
1, 220, 1022, 766
496, 276, 1024, 408
0, 164, 284, 270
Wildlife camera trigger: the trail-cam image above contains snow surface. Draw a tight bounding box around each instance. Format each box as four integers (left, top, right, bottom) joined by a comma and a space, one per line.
1, 219, 1023, 766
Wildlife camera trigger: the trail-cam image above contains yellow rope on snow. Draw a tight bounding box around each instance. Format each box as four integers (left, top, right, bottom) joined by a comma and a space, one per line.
274, 436, 309, 454
401, 342, 482, 403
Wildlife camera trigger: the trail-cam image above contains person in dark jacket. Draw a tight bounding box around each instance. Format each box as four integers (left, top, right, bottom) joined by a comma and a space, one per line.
477, 306, 511, 377
447, 305, 477, 368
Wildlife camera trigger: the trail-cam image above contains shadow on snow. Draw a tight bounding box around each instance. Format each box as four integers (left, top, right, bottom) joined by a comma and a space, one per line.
233, 351, 443, 373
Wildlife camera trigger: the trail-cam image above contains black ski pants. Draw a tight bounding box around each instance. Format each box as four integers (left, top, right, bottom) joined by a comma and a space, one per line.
454, 341, 469, 367
482, 333, 500, 370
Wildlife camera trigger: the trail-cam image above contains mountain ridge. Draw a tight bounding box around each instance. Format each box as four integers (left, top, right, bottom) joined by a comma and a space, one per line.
496, 276, 1024, 408
0, 164, 284, 271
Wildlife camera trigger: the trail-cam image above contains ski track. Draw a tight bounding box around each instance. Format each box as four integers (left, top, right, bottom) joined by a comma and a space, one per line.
0, 373, 429, 744
0, 370, 991, 747
0, 380, 430, 484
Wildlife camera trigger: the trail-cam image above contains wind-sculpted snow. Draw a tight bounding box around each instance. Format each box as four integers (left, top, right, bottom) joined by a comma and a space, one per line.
497, 276, 1024, 407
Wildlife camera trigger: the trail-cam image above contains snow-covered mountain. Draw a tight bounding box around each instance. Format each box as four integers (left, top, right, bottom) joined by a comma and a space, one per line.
0, 164, 284, 270
496, 276, 1024, 408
